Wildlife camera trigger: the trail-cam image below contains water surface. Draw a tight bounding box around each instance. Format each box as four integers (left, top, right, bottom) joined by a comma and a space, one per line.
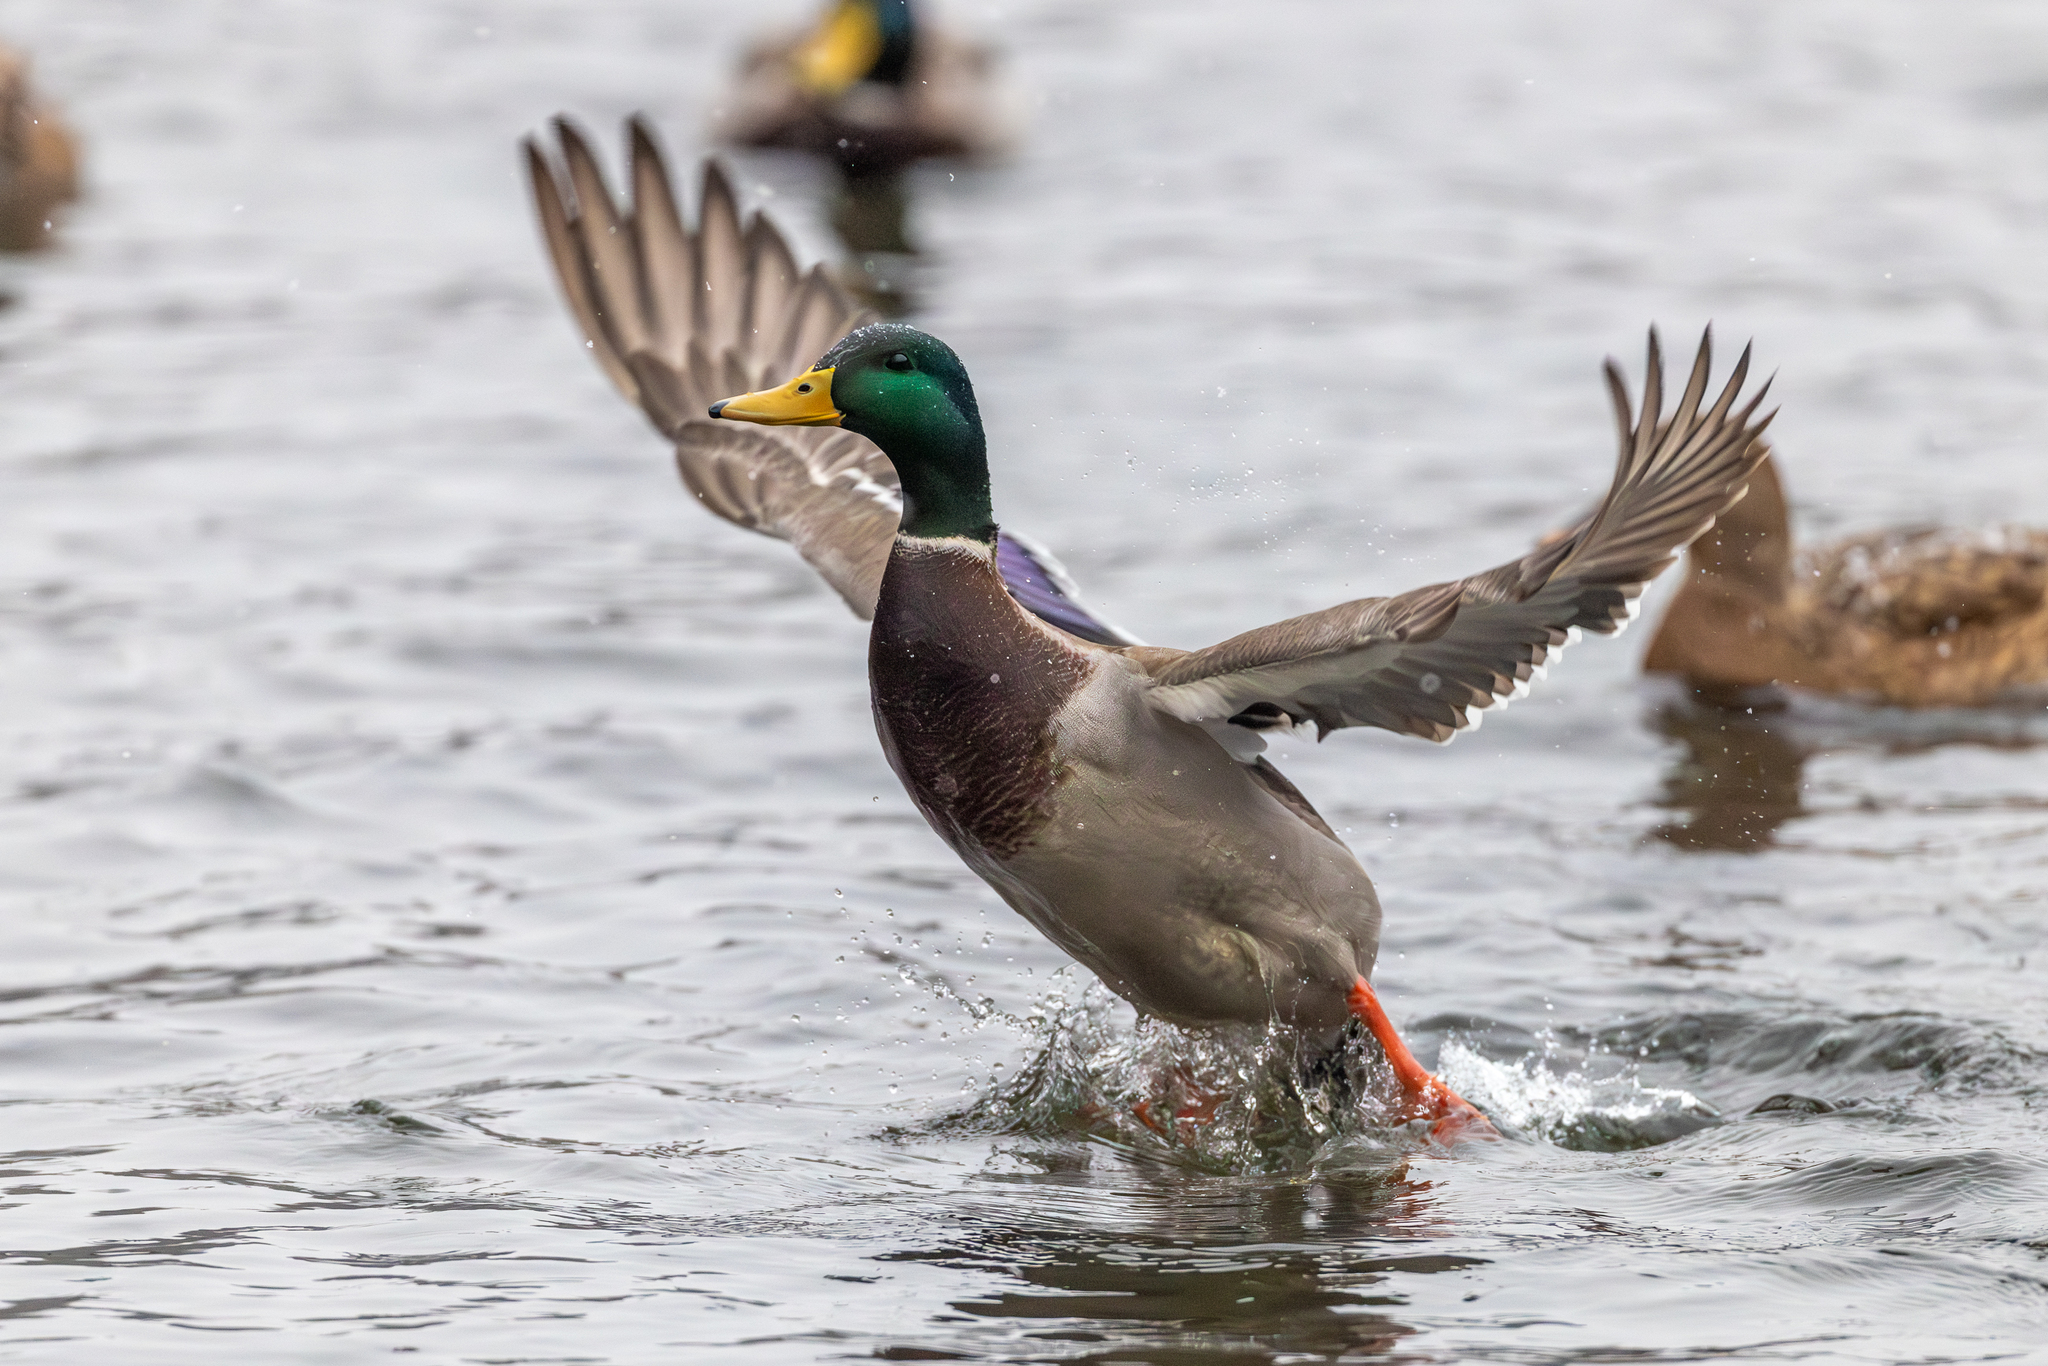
4, 1, 2048, 1361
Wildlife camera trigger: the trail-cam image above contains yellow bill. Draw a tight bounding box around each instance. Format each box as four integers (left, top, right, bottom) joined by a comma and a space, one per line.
792, 1, 883, 99
709, 367, 843, 426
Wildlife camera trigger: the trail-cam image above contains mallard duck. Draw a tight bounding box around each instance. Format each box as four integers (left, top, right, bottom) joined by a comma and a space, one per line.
1643, 453, 2048, 706
0, 43, 79, 251
711, 0, 1013, 173
527, 119, 1773, 1140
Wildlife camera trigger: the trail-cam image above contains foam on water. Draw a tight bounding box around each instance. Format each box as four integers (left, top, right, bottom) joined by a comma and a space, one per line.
1437, 1039, 1723, 1150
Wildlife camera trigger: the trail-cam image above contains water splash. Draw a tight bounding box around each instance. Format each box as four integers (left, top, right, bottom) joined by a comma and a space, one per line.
925, 976, 1427, 1171
925, 976, 1723, 1167
1438, 1041, 1722, 1151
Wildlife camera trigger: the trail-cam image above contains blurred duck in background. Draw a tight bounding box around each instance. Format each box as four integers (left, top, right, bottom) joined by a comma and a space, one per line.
1643, 453, 2048, 706
712, 0, 1016, 313
713, 0, 1014, 172
0, 42, 79, 252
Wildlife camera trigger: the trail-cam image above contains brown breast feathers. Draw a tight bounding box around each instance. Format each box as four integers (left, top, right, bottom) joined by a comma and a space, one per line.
868, 539, 1091, 860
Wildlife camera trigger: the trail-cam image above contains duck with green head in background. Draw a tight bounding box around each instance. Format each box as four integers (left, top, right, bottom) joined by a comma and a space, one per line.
713, 0, 1015, 175
529, 122, 1775, 1143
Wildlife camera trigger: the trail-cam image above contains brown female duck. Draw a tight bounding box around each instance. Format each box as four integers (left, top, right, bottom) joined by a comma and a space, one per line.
0, 43, 78, 251
528, 120, 1774, 1142
1644, 453, 2048, 705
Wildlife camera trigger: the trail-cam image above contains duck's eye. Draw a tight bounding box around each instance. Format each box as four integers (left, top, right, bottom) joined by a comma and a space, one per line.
885, 352, 914, 372
796, 382, 812, 394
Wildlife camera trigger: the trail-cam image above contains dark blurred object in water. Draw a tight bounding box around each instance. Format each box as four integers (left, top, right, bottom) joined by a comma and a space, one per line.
0, 42, 80, 251
831, 165, 921, 314
1649, 691, 1810, 851
1644, 452, 2048, 706
712, 0, 1017, 176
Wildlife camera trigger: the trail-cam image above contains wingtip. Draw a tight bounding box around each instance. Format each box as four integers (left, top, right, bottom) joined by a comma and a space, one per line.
521, 136, 564, 220
1603, 356, 1635, 446
520, 134, 553, 185
701, 156, 738, 205
551, 116, 606, 192
1736, 374, 1776, 425
625, 114, 656, 157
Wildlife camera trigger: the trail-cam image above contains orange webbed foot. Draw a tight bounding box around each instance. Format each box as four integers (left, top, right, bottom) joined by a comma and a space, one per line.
1346, 978, 1500, 1144
1132, 1066, 1224, 1139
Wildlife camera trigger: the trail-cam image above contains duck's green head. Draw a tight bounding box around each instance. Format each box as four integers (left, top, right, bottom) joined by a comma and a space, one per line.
711, 322, 993, 542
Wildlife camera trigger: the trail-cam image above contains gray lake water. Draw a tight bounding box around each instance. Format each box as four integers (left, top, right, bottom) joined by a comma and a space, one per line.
5, 2, 2048, 1361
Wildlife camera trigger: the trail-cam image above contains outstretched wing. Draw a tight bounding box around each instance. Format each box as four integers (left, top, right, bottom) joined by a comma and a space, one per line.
1142, 329, 1774, 742
527, 116, 897, 616
525, 116, 1133, 643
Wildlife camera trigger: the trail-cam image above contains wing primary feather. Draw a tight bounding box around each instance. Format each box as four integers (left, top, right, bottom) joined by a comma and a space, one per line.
1695, 342, 1753, 436
695, 160, 746, 352
1631, 327, 1665, 471
1662, 325, 1714, 462
1603, 357, 1635, 468
740, 214, 801, 358
555, 118, 652, 361
627, 116, 695, 369
526, 136, 636, 403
